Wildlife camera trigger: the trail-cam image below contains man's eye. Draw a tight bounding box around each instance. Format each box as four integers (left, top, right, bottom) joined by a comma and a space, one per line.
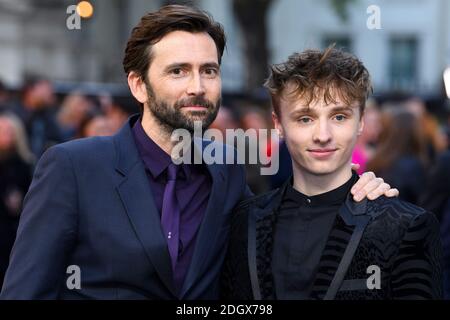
334, 114, 347, 121
170, 68, 184, 75
298, 117, 312, 123
204, 68, 218, 76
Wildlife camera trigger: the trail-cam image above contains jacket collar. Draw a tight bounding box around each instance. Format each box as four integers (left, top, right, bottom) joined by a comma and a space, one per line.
113, 114, 228, 299
253, 174, 368, 226
249, 175, 371, 300
113, 114, 141, 176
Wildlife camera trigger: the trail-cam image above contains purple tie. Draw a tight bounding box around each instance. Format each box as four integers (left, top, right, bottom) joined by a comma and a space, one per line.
161, 163, 181, 272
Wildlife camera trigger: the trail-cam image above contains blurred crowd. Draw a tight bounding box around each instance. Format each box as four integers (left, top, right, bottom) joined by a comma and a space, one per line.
0, 76, 140, 288
1, 75, 450, 296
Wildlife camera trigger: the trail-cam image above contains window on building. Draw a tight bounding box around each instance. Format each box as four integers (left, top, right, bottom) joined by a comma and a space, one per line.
389, 37, 418, 91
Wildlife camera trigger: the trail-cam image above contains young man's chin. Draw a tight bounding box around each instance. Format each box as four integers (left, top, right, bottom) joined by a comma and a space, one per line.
302, 164, 344, 177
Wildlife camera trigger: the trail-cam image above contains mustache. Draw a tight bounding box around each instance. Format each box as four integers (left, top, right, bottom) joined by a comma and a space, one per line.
174, 96, 216, 110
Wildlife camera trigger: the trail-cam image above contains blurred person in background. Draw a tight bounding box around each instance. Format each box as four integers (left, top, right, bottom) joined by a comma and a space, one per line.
209, 105, 238, 139
11, 76, 64, 158
78, 113, 115, 138
239, 106, 271, 194
104, 96, 140, 133
0, 80, 11, 112
0, 112, 34, 288
57, 91, 95, 140
419, 150, 450, 299
351, 99, 382, 174
445, 112, 450, 150
404, 97, 447, 164
367, 109, 428, 205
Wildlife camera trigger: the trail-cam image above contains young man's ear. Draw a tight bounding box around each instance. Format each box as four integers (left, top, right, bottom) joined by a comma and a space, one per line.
127, 71, 148, 104
358, 116, 365, 136
272, 111, 284, 139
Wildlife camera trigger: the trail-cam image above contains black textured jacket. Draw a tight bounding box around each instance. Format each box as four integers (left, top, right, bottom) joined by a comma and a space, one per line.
221, 179, 443, 300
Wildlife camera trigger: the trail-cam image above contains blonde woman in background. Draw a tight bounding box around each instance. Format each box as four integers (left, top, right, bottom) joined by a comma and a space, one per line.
0, 112, 34, 288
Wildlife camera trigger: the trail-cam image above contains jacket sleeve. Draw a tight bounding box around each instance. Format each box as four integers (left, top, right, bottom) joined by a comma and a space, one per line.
1, 145, 78, 299
391, 211, 443, 299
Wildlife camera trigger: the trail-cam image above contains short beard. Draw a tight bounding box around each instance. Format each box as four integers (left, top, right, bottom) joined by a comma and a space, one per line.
145, 81, 220, 134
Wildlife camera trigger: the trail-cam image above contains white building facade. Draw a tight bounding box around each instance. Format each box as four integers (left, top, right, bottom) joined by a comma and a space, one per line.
0, 0, 448, 96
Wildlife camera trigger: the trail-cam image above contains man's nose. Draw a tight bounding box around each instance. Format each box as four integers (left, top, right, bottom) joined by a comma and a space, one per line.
186, 73, 205, 96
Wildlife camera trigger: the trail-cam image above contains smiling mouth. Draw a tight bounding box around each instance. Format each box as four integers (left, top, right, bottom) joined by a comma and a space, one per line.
308, 149, 338, 158
308, 149, 337, 153
181, 105, 208, 110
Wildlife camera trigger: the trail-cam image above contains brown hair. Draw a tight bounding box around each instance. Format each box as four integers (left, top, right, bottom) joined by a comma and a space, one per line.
366, 108, 427, 174
264, 45, 372, 116
123, 5, 226, 83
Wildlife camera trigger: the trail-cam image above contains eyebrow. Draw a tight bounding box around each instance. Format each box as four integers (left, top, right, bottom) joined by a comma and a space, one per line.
200, 62, 220, 70
329, 106, 356, 114
289, 105, 356, 118
164, 62, 220, 72
290, 107, 317, 118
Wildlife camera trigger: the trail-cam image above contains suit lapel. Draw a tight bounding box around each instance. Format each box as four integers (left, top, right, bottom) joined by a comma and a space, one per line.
311, 195, 370, 300
251, 184, 287, 300
252, 208, 277, 300
323, 214, 370, 300
179, 139, 226, 298
114, 116, 176, 297
116, 166, 176, 296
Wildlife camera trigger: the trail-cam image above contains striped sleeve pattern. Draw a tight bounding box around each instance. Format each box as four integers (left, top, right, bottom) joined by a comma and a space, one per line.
391, 210, 443, 299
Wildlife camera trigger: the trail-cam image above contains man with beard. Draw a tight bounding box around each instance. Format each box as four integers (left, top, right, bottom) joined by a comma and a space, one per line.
1, 5, 397, 300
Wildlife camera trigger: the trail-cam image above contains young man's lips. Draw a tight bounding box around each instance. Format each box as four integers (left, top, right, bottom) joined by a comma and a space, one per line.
308, 149, 337, 159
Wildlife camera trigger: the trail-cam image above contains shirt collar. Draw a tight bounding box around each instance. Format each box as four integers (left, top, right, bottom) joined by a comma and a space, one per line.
284, 172, 359, 207
132, 118, 191, 180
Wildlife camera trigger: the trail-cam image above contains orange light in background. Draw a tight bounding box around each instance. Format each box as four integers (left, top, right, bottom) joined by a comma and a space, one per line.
76, 1, 94, 19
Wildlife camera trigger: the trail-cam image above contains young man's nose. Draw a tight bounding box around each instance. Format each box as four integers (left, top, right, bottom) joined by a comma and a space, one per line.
312, 120, 332, 143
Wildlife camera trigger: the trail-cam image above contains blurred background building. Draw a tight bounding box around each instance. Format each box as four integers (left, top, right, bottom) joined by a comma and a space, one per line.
0, 0, 449, 97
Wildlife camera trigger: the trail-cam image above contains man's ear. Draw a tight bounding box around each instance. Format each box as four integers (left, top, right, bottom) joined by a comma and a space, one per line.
358, 116, 365, 136
272, 111, 284, 138
127, 71, 148, 104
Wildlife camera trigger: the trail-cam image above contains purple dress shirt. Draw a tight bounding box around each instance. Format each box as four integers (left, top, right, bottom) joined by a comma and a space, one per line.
132, 120, 211, 295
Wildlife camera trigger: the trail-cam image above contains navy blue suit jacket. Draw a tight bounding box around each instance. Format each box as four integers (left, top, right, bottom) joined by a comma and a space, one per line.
1, 115, 251, 299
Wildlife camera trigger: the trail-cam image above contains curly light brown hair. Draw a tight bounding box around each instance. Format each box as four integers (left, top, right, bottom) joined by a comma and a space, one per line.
264, 45, 372, 116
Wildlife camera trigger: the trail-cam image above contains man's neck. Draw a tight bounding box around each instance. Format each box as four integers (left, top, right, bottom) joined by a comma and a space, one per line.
292, 163, 353, 197
140, 111, 174, 156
